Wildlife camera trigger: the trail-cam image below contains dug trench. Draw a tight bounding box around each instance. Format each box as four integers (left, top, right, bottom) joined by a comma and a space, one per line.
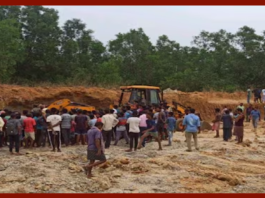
1, 85, 265, 193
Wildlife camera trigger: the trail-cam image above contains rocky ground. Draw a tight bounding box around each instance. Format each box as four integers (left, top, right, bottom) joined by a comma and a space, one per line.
1, 122, 265, 193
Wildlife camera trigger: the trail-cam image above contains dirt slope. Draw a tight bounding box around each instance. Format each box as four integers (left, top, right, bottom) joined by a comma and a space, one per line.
0, 84, 260, 121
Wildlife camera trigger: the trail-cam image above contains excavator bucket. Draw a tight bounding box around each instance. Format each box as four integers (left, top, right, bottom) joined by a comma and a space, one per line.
48, 99, 95, 112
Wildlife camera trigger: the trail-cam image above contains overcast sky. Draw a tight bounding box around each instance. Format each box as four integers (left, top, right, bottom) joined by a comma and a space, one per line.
47, 6, 265, 46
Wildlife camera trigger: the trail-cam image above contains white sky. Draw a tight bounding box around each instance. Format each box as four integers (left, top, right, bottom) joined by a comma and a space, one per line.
46, 6, 265, 46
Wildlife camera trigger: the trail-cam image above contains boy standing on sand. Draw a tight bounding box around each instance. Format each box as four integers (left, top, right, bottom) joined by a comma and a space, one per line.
250, 106, 261, 137
166, 112, 176, 146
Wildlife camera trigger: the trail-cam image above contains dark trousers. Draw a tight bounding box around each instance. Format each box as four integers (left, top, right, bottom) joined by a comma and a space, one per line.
139, 127, 147, 147
35, 129, 44, 147
41, 129, 48, 147
62, 128, 71, 146
223, 128, 231, 141
9, 135, 20, 153
102, 130, 112, 148
0, 133, 3, 147
115, 130, 129, 145
129, 132, 139, 150
49, 131, 61, 150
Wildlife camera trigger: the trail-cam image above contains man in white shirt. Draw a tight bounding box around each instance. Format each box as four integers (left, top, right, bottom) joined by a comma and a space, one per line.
102, 109, 118, 149
126, 111, 141, 152
46, 108, 62, 152
262, 88, 265, 103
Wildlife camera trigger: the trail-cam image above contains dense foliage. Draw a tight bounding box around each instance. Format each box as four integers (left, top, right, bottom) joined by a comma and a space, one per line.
0, 6, 263, 92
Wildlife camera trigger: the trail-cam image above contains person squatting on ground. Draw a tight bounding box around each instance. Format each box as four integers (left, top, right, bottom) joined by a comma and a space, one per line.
138, 113, 162, 150
84, 122, 106, 178
182, 108, 200, 152
47, 108, 62, 152
222, 110, 233, 141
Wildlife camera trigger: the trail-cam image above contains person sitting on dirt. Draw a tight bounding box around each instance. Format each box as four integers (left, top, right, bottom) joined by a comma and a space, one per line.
212, 108, 222, 138
182, 108, 200, 152
138, 113, 162, 151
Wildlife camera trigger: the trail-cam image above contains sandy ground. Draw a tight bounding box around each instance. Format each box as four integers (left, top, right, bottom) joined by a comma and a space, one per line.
1, 122, 265, 193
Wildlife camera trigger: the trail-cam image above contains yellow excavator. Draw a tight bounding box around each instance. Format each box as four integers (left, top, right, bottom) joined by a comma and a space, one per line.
111, 85, 187, 131
47, 99, 95, 112
112, 85, 211, 131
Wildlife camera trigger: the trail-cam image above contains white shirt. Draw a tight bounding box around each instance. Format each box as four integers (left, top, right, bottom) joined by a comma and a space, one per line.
102, 114, 118, 131
46, 115, 62, 132
153, 112, 159, 123
262, 89, 265, 96
127, 117, 141, 133
0, 117, 4, 131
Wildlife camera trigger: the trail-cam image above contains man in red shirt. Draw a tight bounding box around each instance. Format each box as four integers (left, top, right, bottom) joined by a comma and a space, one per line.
23, 113, 36, 148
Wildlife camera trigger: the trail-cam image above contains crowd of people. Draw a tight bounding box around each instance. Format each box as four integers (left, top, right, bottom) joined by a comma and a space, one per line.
212, 103, 263, 145
247, 87, 265, 103
1, 101, 261, 178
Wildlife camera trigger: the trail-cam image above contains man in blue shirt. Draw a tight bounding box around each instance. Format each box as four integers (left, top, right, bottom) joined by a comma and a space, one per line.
182, 108, 200, 152
166, 112, 176, 146
250, 106, 261, 135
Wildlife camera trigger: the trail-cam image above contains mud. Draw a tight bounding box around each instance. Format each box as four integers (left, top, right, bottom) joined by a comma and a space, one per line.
1, 123, 265, 193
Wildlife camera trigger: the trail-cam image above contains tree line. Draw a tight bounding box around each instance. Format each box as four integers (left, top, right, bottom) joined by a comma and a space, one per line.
0, 6, 264, 92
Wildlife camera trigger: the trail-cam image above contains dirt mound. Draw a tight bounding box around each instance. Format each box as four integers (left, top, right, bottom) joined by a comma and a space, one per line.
0, 84, 260, 121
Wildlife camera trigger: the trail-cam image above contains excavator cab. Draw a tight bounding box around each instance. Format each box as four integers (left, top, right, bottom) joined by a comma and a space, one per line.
118, 86, 162, 108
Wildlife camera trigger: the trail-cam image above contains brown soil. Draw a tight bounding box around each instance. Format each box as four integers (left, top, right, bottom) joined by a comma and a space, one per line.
1, 85, 265, 193
1, 124, 265, 193
0, 84, 262, 121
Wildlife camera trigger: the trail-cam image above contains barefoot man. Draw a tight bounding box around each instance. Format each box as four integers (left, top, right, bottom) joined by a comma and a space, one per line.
84, 122, 106, 178
137, 113, 162, 150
